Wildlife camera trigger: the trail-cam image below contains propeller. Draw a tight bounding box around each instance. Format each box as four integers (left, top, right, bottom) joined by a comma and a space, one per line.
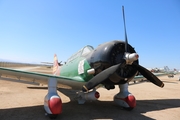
82, 6, 164, 92
132, 63, 164, 87
122, 5, 164, 88
122, 6, 128, 52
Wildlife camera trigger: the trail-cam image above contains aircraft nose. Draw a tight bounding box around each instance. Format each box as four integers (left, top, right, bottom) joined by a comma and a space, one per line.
125, 53, 139, 64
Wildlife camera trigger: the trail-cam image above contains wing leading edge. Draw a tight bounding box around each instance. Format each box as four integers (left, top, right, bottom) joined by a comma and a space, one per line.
0, 67, 85, 89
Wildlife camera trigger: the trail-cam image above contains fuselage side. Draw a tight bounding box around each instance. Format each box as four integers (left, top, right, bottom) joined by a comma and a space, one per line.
59, 45, 94, 82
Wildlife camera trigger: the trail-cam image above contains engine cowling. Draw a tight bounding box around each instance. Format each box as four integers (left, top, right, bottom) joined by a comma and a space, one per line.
87, 40, 138, 86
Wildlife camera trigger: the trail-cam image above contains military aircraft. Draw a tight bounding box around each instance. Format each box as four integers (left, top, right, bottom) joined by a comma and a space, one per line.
0, 6, 164, 118
149, 66, 179, 77
164, 66, 178, 77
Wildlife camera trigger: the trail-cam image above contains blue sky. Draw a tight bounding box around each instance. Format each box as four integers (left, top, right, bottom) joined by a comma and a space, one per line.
0, 0, 180, 69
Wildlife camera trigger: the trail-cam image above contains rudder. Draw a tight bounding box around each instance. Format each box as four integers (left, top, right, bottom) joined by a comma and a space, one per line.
53, 54, 60, 75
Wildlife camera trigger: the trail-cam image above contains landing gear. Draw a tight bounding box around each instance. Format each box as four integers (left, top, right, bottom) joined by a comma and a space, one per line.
44, 78, 62, 119
113, 83, 136, 110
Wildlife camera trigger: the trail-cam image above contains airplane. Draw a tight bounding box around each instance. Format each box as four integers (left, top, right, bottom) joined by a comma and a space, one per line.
164, 66, 178, 77
41, 61, 63, 66
0, 6, 164, 119
149, 66, 179, 78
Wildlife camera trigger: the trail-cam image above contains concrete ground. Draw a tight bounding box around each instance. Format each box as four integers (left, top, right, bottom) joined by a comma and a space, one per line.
0, 68, 180, 120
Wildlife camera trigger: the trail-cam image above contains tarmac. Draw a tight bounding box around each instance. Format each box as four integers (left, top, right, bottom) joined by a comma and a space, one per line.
0, 67, 180, 120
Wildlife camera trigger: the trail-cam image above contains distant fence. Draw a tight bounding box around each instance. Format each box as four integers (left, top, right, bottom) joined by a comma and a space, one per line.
0, 62, 49, 67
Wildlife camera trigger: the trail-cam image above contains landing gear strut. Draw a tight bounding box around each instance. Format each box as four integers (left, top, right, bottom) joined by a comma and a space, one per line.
44, 78, 62, 119
114, 83, 136, 110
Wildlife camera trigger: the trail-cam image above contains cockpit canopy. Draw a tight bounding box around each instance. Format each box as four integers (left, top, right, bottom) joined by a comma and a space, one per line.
66, 45, 94, 63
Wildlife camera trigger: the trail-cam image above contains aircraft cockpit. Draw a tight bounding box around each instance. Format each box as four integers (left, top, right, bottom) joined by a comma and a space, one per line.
66, 45, 94, 63
81, 45, 94, 56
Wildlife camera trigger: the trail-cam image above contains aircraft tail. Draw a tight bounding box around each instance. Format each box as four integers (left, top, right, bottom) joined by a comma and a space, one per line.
53, 54, 60, 75
164, 66, 175, 77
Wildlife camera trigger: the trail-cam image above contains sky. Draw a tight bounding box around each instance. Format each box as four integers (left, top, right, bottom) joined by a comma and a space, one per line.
0, 0, 180, 69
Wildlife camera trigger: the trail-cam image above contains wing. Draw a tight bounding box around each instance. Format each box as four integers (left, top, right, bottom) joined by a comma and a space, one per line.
0, 67, 85, 89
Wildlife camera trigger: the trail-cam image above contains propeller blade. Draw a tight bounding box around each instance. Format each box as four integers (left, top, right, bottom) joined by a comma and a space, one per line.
122, 6, 128, 52
133, 63, 164, 88
82, 60, 126, 92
